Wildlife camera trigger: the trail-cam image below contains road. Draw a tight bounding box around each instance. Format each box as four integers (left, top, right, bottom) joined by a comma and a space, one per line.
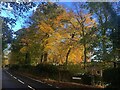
2, 69, 56, 90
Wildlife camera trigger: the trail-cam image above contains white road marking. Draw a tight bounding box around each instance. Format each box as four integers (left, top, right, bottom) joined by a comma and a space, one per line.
5, 70, 11, 75
6, 71, 10, 75
5, 71, 13, 77
8, 73, 11, 75
13, 76, 17, 79
20, 75, 60, 88
28, 85, 35, 90
18, 79, 25, 84
5, 70, 25, 85
5, 71, 8, 73
5, 70, 57, 89
25, 77, 45, 84
41, 82, 45, 84
36, 80, 44, 84
48, 84, 52, 86
10, 74, 13, 77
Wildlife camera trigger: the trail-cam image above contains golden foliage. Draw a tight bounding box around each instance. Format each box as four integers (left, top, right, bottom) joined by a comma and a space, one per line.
38, 22, 54, 34
19, 7, 97, 65
20, 46, 28, 53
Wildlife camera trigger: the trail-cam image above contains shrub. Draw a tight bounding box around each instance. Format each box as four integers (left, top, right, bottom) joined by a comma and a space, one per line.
35, 63, 59, 74
103, 67, 120, 88
81, 74, 92, 85
19, 64, 35, 72
9, 64, 20, 71
59, 69, 73, 82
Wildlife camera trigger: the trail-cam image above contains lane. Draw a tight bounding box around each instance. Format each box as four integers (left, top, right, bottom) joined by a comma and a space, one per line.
2, 69, 56, 90
2, 70, 30, 90
9, 71, 56, 89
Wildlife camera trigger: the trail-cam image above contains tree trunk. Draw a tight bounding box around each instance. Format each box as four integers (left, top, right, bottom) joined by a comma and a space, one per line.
81, 23, 87, 69
65, 32, 75, 67
43, 52, 48, 62
102, 39, 106, 61
102, 27, 107, 61
83, 43, 87, 69
40, 54, 43, 63
25, 52, 30, 65
65, 48, 71, 67
100, 14, 108, 61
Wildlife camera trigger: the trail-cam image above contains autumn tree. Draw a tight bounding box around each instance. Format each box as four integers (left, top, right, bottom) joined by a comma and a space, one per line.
29, 2, 66, 63
9, 2, 97, 67
28, 2, 84, 66
10, 29, 25, 64
68, 3, 97, 68
9, 2, 66, 65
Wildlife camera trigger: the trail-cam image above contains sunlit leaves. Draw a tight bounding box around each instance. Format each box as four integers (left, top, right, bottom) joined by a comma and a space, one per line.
20, 46, 28, 53
10, 2, 98, 65
38, 22, 54, 34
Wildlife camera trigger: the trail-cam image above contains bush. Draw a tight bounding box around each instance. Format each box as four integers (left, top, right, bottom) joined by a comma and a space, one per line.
72, 73, 92, 85
59, 69, 73, 82
35, 63, 59, 74
103, 67, 120, 88
22, 64, 35, 70
34, 64, 73, 81
82, 74, 92, 85
67, 64, 86, 74
19, 64, 35, 72
9, 64, 20, 71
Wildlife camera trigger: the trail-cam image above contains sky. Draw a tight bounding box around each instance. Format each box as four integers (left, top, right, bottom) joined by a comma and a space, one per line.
1, 2, 99, 32
0, 2, 118, 32
0, 2, 38, 31
62, 0, 119, 1
0, 2, 73, 32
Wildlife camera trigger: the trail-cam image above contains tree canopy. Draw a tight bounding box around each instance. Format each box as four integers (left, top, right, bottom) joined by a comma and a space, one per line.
1, 2, 120, 66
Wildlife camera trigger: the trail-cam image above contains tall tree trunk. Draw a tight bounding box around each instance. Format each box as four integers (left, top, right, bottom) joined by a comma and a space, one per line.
43, 52, 48, 62
40, 54, 43, 63
81, 23, 87, 69
83, 43, 87, 69
102, 24, 107, 61
99, 15, 107, 61
25, 52, 30, 65
65, 48, 71, 67
65, 32, 75, 67
43, 33, 49, 63
102, 38, 106, 61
